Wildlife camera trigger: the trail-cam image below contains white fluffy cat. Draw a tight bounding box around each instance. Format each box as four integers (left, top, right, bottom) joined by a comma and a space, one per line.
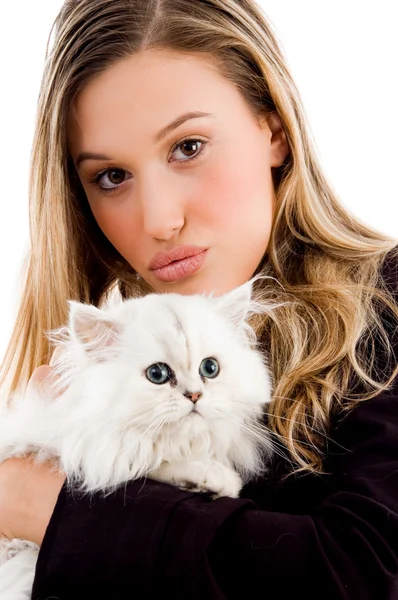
0, 278, 276, 598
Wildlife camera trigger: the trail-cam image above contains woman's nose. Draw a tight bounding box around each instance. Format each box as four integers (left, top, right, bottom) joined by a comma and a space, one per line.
138, 174, 185, 240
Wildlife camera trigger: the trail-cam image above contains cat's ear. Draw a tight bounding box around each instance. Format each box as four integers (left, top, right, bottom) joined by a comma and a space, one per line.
213, 278, 255, 327
68, 301, 122, 358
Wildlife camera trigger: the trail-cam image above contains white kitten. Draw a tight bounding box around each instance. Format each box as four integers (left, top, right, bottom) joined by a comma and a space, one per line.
0, 278, 275, 598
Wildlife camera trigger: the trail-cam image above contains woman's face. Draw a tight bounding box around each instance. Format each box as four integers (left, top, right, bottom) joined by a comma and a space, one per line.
68, 49, 289, 295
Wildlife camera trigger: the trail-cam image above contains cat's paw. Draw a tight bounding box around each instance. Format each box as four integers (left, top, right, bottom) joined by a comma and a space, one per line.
150, 460, 242, 499
188, 461, 242, 499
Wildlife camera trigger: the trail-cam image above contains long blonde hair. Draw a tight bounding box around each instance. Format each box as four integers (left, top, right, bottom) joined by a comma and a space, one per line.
1, 0, 397, 473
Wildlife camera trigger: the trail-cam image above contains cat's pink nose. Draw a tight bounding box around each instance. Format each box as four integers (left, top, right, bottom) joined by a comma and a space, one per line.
184, 391, 202, 404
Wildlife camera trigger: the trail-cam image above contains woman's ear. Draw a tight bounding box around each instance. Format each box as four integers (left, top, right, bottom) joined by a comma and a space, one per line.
261, 111, 290, 167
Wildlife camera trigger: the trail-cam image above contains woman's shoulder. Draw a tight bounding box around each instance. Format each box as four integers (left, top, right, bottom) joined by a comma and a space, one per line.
242, 369, 398, 512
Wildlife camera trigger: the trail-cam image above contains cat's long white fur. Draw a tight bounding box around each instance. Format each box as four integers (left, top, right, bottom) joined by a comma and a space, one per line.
0, 279, 276, 598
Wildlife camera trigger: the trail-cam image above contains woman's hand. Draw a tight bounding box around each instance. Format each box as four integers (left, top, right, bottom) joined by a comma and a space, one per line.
0, 352, 66, 545
0, 456, 65, 545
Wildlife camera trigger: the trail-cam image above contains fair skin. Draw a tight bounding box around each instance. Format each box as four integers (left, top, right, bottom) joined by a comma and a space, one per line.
0, 49, 289, 545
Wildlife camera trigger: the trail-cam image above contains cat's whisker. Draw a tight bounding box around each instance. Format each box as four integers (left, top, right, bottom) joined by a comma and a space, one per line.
227, 396, 334, 443
111, 416, 168, 475
217, 410, 280, 450
224, 410, 329, 453
97, 410, 169, 460
93, 403, 164, 435
258, 408, 339, 446
229, 394, 322, 415
116, 412, 164, 440
214, 409, 288, 460
228, 396, 306, 413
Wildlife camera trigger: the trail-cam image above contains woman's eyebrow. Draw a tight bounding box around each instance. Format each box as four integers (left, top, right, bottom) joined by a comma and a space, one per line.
155, 110, 214, 142
75, 111, 214, 168
75, 152, 111, 168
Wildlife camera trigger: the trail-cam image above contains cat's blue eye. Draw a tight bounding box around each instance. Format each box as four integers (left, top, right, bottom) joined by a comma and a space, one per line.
199, 358, 220, 379
146, 363, 172, 385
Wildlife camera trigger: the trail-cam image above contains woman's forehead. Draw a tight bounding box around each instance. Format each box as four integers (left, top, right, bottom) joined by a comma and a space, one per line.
67, 50, 246, 150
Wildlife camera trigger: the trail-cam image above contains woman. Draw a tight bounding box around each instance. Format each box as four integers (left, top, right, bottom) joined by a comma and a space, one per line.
0, 0, 397, 597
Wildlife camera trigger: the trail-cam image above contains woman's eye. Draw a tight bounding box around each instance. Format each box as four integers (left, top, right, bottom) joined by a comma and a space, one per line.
88, 138, 206, 195
97, 169, 129, 189
103, 169, 127, 186
87, 168, 131, 195
170, 138, 205, 162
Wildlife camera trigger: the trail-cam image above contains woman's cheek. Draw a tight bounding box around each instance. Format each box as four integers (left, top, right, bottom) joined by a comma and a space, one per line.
191, 152, 272, 229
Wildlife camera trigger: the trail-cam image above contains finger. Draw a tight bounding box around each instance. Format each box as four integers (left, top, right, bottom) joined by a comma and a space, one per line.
27, 365, 64, 399
49, 345, 65, 367
27, 365, 54, 393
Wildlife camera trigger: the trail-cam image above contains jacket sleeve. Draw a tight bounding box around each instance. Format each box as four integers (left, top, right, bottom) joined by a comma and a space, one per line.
208, 385, 398, 599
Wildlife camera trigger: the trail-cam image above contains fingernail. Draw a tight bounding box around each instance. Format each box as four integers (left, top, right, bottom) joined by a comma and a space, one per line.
49, 345, 64, 366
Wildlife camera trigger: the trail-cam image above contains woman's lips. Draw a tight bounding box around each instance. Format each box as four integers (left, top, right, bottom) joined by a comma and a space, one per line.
150, 249, 208, 283
149, 245, 208, 270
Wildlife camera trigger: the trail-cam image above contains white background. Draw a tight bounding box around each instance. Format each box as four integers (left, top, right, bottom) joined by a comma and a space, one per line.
0, 1, 397, 362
